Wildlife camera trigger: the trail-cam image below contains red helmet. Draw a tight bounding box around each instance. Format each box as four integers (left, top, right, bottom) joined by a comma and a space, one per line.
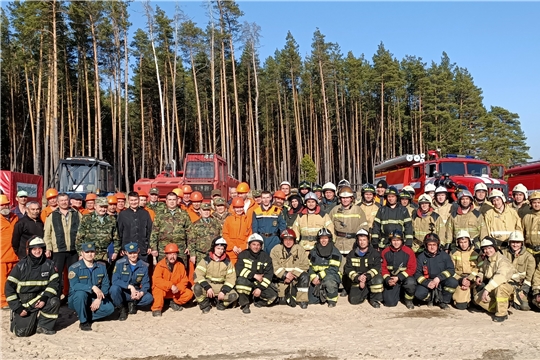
190, 191, 203, 202
164, 243, 179, 254
85, 193, 97, 201
273, 190, 286, 200
280, 229, 296, 239
182, 185, 193, 194
231, 197, 245, 208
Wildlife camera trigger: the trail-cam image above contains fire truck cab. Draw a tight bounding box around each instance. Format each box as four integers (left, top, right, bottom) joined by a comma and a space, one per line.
505, 161, 540, 196
374, 151, 507, 200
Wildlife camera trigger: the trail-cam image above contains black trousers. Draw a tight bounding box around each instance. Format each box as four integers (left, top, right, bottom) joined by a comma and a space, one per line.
52, 251, 78, 294
383, 277, 416, 307
10, 297, 60, 337
348, 274, 384, 305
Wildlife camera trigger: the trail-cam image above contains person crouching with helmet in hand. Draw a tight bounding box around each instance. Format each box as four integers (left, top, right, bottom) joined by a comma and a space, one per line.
308, 228, 342, 308
193, 237, 238, 314
151, 243, 193, 317
270, 229, 310, 309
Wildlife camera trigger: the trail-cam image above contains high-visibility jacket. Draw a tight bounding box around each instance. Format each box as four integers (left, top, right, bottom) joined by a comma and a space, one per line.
194, 255, 236, 295
445, 205, 484, 246
482, 205, 522, 245
291, 207, 334, 251
144, 207, 155, 222
222, 213, 252, 265
187, 205, 202, 223
522, 210, 540, 252
415, 249, 455, 286
474, 200, 492, 216
329, 204, 369, 254
235, 249, 274, 290
477, 252, 518, 293
152, 258, 189, 293
308, 245, 342, 282
531, 262, 540, 296
511, 201, 530, 219
1, 213, 18, 263
451, 247, 481, 282
501, 247, 536, 289
411, 209, 446, 252
371, 204, 413, 249
270, 243, 310, 279
357, 202, 381, 230
344, 245, 381, 283
432, 200, 452, 225
252, 204, 286, 254
381, 245, 416, 282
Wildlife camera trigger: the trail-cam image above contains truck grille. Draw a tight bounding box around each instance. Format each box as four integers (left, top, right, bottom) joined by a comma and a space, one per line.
190, 184, 214, 199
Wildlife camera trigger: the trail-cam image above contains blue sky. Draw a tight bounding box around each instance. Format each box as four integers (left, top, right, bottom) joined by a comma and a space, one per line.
128, 1, 540, 160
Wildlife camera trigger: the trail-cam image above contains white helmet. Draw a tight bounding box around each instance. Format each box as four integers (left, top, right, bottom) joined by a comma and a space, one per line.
356, 228, 369, 237
513, 184, 528, 199
403, 185, 415, 193
508, 231, 525, 242
418, 193, 432, 204
280, 181, 291, 187
248, 233, 264, 244
456, 230, 471, 240
322, 182, 337, 192
424, 184, 436, 192
435, 186, 448, 194
489, 189, 505, 201
474, 183, 488, 192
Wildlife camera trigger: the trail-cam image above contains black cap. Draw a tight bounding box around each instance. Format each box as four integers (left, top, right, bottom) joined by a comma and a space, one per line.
377, 180, 388, 189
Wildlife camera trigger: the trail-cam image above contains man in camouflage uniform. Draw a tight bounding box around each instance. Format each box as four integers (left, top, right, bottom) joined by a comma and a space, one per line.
187, 203, 222, 266
147, 187, 165, 213
149, 192, 191, 264
212, 197, 230, 225
75, 197, 118, 264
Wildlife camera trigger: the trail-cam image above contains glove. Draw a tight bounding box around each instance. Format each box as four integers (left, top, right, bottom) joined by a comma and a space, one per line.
521, 284, 531, 294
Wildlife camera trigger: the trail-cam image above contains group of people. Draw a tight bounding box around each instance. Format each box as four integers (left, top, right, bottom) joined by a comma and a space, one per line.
2, 178, 540, 337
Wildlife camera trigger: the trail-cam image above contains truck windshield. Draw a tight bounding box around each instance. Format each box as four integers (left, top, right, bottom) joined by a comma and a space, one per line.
438, 161, 489, 176
185, 161, 214, 179
59, 164, 97, 192
467, 163, 489, 176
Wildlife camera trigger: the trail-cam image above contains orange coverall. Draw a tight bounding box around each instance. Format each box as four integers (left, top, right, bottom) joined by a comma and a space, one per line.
1, 213, 19, 307
151, 257, 193, 311
222, 212, 252, 265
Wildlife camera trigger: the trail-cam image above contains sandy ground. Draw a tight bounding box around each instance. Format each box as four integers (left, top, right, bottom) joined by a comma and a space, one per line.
1, 299, 539, 360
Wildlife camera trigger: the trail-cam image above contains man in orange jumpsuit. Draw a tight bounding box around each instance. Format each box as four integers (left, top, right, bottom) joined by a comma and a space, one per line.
223, 197, 252, 265
235, 182, 257, 219
186, 191, 203, 223
151, 243, 193, 317
181, 185, 193, 210
81, 193, 97, 215
40, 188, 59, 223
0, 194, 19, 309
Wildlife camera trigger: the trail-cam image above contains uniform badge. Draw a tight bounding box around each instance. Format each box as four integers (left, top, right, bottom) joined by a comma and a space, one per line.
87, 244, 92, 249
272, 220, 277, 227
129, 244, 135, 250
68, 271, 76, 279
136, 276, 143, 283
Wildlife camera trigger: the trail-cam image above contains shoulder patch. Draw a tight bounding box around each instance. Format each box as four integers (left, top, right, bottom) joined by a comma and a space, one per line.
70, 262, 81, 269
68, 271, 76, 279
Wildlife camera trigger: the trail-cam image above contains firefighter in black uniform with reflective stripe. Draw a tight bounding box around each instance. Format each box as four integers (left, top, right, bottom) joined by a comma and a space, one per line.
5, 236, 60, 336
414, 233, 458, 309
235, 233, 277, 314
372, 186, 414, 249
308, 228, 342, 307
381, 230, 417, 309
344, 228, 384, 307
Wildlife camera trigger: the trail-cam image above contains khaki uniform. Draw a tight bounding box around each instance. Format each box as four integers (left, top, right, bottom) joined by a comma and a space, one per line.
451, 247, 481, 305
531, 262, 540, 308
357, 202, 380, 230
433, 200, 452, 225
194, 255, 238, 308
511, 200, 530, 219
291, 211, 334, 251
474, 200, 493, 216
270, 243, 310, 303
445, 207, 484, 247
501, 247, 536, 290
328, 205, 368, 256
482, 206, 522, 246
411, 210, 446, 252
212, 211, 230, 226
474, 252, 518, 317
522, 210, 540, 259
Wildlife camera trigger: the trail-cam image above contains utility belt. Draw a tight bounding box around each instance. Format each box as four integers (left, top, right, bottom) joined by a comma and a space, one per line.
335, 231, 356, 239
261, 231, 279, 237
301, 235, 317, 242
207, 279, 225, 284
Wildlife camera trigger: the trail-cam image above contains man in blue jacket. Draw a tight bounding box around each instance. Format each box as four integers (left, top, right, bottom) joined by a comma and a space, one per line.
68, 242, 115, 331
110, 242, 153, 320
252, 191, 286, 254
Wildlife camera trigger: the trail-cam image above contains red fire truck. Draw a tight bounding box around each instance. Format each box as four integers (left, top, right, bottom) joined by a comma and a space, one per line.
0, 171, 43, 206
374, 150, 507, 200
133, 153, 238, 201
505, 161, 540, 195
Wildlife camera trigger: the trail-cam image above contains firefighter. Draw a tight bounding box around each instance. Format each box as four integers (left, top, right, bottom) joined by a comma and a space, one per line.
252, 191, 286, 254
148, 187, 165, 212
381, 230, 416, 309
414, 233, 458, 309
501, 231, 535, 311
186, 191, 203, 223
270, 229, 310, 309
374, 180, 387, 206
68, 242, 115, 331
222, 197, 252, 265
473, 237, 519, 322
0, 194, 18, 309
356, 183, 381, 231
483, 189, 522, 247
193, 237, 238, 314
402, 185, 418, 208
298, 181, 311, 198
371, 186, 414, 250
272, 190, 287, 209
473, 183, 493, 215
5, 237, 60, 336
284, 194, 304, 228
308, 228, 342, 308
292, 192, 334, 252
424, 184, 436, 200
279, 181, 292, 198
320, 182, 339, 213
344, 228, 384, 307
446, 190, 484, 249
522, 191, 540, 263
511, 183, 531, 218
110, 243, 153, 320
40, 188, 59, 223
313, 184, 323, 202
151, 243, 193, 317
399, 190, 415, 217
450, 230, 482, 310
328, 186, 368, 296
411, 194, 446, 253
235, 234, 277, 314
212, 197, 230, 225
432, 186, 452, 225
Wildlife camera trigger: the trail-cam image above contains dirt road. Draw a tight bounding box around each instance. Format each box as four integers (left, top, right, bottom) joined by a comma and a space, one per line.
1, 301, 538, 360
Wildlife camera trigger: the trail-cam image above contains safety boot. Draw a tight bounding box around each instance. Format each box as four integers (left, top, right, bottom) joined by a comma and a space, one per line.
493, 315, 508, 322
439, 302, 449, 310
405, 300, 415, 309
79, 322, 92, 331
241, 305, 251, 314
216, 301, 226, 311
202, 306, 212, 314
170, 302, 183, 311
118, 306, 128, 321
340, 289, 348, 297
152, 310, 162, 317
520, 300, 531, 311
299, 302, 308, 309
369, 300, 381, 309
128, 301, 137, 314
327, 301, 336, 308
36, 327, 56, 335
455, 302, 468, 310
278, 297, 287, 305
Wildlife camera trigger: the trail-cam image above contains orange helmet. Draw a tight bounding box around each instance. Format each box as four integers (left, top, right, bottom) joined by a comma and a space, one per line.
138, 190, 148, 198
172, 188, 184, 197
273, 190, 286, 200
86, 193, 97, 201
45, 188, 59, 199
190, 191, 203, 202
115, 192, 126, 200
236, 182, 250, 194
231, 197, 245, 208
107, 195, 118, 205
182, 185, 193, 194
0, 194, 9, 206
164, 243, 179, 254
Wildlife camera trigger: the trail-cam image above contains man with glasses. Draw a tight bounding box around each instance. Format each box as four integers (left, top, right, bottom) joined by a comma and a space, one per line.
12, 201, 44, 260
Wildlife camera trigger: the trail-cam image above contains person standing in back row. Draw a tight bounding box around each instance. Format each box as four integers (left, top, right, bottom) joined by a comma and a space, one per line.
117, 192, 152, 263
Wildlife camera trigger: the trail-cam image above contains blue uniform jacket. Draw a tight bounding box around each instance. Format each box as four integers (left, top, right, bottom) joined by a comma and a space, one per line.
68, 260, 110, 296
111, 258, 150, 293
252, 205, 286, 254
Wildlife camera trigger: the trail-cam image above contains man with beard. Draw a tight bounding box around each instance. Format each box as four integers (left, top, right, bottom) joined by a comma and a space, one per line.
270, 229, 310, 309
411, 194, 446, 253
344, 229, 384, 308
414, 233, 458, 309
272, 191, 287, 209
450, 230, 482, 310
308, 228, 342, 308
292, 192, 334, 252
5, 236, 60, 336
252, 191, 286, 254
235, 234, 277, 314
356, 183, 380, 231
446, 190, 484, 249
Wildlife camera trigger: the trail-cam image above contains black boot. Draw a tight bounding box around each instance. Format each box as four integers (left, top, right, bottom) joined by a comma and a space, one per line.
118, 306, 128, 321
405, 300, 414, 309
128, 301, 137, 314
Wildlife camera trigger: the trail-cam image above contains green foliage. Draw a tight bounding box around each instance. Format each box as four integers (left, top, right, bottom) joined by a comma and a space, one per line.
300, 154, 317, 184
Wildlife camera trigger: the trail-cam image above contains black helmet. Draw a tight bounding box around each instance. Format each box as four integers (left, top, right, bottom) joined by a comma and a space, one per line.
312, 184, 323, 192
298, 181, 311, 190
385, 186, 399, 196
423, 233, 440, 246
399, 190, 412, 199
316, 228, 333, 241
389, 229, 403, 240
361, 183, 376, 194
